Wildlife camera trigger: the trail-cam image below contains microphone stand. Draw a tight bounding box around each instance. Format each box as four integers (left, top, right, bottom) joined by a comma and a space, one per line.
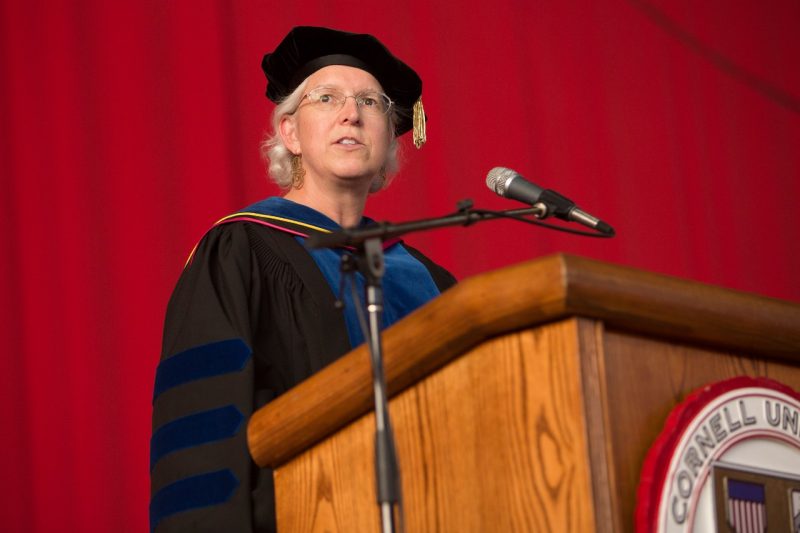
363, 237, 402, 533
317, 200, 613, 533
340, 237, 402, 533
307, 204, 548, 249
325, 204, 536, 533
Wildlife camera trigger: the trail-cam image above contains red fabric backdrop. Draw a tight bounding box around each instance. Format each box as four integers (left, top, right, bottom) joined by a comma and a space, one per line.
1, 1, 798, 531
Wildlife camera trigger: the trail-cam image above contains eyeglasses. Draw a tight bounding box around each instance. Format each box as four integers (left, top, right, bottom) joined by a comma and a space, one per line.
301, 87, 394, 115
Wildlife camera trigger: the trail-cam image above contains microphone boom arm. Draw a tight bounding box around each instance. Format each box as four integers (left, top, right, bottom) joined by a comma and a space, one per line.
306, 202, 611, 250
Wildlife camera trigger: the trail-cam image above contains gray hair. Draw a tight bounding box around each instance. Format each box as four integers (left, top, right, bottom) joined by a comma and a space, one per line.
260, 79, 401, 193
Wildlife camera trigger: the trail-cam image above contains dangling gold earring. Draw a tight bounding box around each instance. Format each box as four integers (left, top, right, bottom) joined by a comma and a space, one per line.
291, 154, 305, 189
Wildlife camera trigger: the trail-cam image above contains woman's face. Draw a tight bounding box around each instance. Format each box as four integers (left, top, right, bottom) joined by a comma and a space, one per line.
280, 65, 392, 190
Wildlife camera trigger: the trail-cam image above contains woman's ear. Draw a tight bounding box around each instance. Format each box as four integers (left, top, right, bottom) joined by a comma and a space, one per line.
279, 115, 300, 155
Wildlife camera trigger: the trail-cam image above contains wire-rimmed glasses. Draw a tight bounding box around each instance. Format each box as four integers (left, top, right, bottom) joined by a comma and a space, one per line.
302, 87, 394, 116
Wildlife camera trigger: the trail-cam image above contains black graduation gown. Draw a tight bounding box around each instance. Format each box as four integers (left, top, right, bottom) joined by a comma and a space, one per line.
150, 218, 456, 532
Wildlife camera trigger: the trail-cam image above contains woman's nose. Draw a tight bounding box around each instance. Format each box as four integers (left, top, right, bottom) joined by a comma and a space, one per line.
339, 96, 362, 123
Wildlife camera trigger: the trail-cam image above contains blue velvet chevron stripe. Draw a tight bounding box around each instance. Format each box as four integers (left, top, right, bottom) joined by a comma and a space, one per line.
150, 469, 239, 532
150, 405, 244, 470
153, 339, 251, 400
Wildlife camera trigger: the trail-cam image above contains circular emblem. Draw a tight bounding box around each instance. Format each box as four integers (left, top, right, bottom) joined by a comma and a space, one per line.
636, 376, 800, 532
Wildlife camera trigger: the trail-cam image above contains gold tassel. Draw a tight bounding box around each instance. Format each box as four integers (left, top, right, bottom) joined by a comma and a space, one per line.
412, 98, 426, 149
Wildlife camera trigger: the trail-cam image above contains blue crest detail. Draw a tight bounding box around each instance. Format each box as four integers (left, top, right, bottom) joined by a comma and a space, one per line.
150, 405, 244, 470
149, 469, 239, 531
727, 478, 765, 502
153, 338, 251, 401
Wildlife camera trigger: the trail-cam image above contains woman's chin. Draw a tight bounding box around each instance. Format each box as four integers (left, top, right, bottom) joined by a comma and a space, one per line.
329, 166, 380, 185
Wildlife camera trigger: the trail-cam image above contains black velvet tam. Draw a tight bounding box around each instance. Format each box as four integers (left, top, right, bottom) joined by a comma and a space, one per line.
261, 26, 422, 135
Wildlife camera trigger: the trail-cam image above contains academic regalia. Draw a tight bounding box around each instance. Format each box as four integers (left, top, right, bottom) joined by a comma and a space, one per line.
150, 198, 456, 532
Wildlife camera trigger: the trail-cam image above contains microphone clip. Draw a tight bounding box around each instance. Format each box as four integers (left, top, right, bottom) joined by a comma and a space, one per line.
537, 189, 575, 219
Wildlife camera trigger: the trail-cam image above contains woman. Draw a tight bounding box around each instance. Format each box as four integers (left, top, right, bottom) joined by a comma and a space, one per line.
150, 26, 455, 532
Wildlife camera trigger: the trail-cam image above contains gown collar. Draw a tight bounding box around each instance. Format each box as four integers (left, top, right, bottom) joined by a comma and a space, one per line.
217, 197, 374, 237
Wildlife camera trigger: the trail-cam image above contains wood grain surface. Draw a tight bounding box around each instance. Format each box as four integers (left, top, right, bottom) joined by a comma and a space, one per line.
246, 254, 800, 531
274, 319, 596, 532
249, 254, 800, 469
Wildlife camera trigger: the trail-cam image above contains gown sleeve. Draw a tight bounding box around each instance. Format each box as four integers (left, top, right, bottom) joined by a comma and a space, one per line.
150, 223, 263, 532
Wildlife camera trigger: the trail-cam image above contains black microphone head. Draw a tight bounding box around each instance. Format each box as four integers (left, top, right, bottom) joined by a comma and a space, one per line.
485, 167, 518, 196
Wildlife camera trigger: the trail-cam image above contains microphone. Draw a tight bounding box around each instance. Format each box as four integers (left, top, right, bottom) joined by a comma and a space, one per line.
486, 167, 615, 236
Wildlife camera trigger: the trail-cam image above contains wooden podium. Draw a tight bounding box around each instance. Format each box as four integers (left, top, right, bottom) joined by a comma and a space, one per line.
247, 254, 800, 532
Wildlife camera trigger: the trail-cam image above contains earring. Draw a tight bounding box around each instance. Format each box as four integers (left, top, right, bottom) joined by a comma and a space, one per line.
291, 154, 305, 189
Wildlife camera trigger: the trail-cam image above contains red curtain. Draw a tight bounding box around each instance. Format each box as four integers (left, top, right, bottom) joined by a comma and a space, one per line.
1, 1, 798, 531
